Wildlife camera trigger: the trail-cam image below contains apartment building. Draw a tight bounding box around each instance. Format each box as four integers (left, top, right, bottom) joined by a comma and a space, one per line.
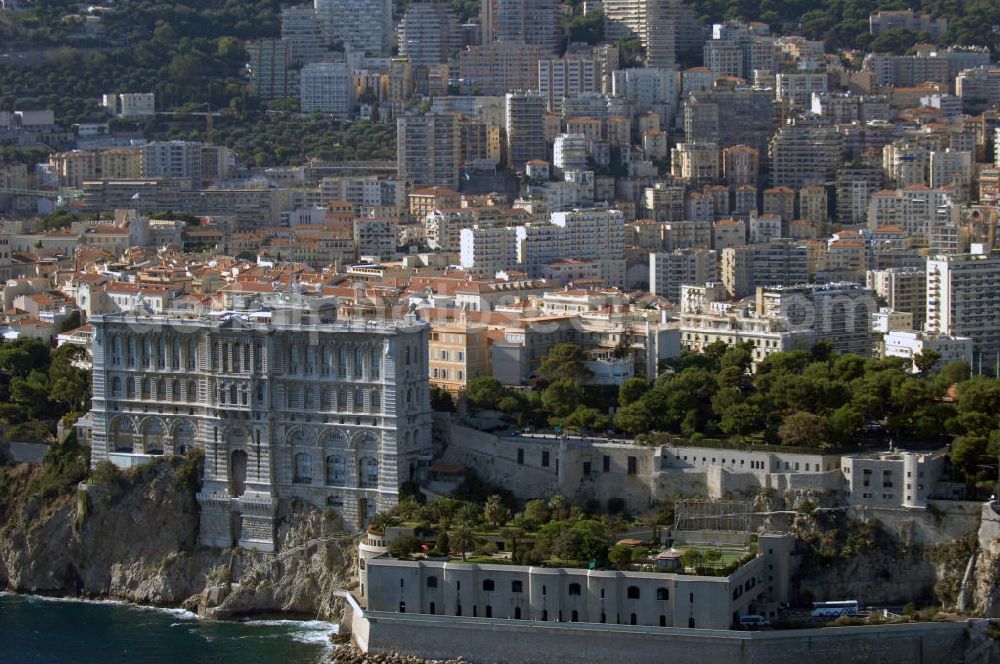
427, 321, 491, 393
720, 241, 810, 299
671, 143, 720, 187
538, 53, 600, 111
494, 0, 560, 52
769, 117, 843, 189
775, 72, 828, 110
926, 249, 1000, 361
649, 249, 717, 301
604, 0, 682, 68
756, 283, 876, 356
505, 91, 546, 171
459, 43, 545, 95
884, 330, 973, 373
398, 2, 462, 66
867, 266, 927, 331
397, 113, 461, 190
684, 87, 776, 157
300, 61, 355, 117
247, 39, 296, 100
314, 0, 393, 55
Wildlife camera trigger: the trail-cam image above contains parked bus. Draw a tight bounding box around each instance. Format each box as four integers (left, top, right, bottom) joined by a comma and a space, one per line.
811, 600, 859, 618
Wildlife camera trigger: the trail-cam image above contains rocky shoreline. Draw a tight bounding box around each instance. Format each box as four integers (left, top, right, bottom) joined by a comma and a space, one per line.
329, 646, 464, 664
0, 457, 360, 624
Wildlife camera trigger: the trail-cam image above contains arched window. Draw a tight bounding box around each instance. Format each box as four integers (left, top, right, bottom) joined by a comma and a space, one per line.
294, 453, 312, 483
174, 420, 195, 453
656, 587, 668, 601
126, 377, 135, 398
370, 389, 380, 412
359, 457, 379, 487
188, 380, 197, 401
229, 450, 248, 497
338, 346, 348, 377
229, 384, 237, 405
627, 586, 640, 600
322, 344, 332, 375
511, 580, 523, 593
141, 378, 151, 399
157, 378, 165, 399
370, 347, 380, 378
326, 455, 346, 485
338, 388, 348, 411
187, 339, 197, 370
112, 418, 134, 452
482, 579, 495, 592
171, 379, 181, 402
426, 576, 438, 589
354, 346, 364, 378
142, 419, 165, 454
354, 390, 365, 411
568, 583, 582, 596
111, 376, 122, 397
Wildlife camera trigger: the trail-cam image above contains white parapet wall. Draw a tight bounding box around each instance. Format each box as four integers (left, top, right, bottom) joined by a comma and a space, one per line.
353, 610, 970, 664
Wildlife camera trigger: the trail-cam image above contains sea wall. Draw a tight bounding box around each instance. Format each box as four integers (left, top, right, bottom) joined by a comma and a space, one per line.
354, 611, 974, 664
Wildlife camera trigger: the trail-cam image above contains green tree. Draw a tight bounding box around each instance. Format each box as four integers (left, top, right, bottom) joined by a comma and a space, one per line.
538, 343, 592, 383
558, 405, 610, 432
453, 524, 475, 560
48, 344, 90, 413
778, 411, 828, 447
951, 435, 989, 490
956, 377, 1000, 415
618, 377, 649, 407
913, 349, 942, 375
466, 376, 506, 410
828, 404, 863, 445
542, 378, 585, 419
523, 498, 551, 526
608, 543, 633, 570
483, 494, 510, 529
719, 402, 764, 436
387, 535, 423, 558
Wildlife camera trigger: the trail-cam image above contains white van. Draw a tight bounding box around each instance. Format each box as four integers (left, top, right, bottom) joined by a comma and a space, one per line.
739, 615, 771, 628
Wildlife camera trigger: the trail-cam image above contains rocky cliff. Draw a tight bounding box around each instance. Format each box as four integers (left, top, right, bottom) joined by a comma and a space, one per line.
973, 502, 1000, 617
784, 503, 982, 607
0, 454, 358, 621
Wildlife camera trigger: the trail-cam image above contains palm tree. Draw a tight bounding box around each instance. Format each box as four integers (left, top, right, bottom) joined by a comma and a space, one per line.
369, 511, 395, 534
483, 494, 510, 529
453, 524, 475, 561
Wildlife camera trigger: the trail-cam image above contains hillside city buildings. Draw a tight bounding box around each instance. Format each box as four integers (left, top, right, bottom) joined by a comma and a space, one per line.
4, 3, 1000, 654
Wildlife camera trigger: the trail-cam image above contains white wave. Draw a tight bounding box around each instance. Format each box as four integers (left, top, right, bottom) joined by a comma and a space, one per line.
242, 619, 338, 646
9, 593, 199, 620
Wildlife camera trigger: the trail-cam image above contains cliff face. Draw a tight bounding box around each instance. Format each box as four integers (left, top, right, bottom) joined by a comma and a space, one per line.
788, 504, 981, 607
973, 502, 1000, 617
0, 457, 358, 620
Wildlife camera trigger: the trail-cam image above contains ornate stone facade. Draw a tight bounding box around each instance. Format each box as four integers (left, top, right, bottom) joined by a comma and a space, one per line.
87, 300, 432, 552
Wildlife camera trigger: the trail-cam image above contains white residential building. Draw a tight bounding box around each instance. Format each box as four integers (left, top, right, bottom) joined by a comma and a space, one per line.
884, 330, 973, 372
926, 249, 1000, 362
300, 61, 355, 117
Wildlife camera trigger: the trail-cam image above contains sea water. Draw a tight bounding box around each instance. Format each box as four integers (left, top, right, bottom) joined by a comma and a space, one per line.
0, 592, 335, 663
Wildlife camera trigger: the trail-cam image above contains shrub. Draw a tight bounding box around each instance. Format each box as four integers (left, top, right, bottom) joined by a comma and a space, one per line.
89, 460, 122, 488
387, 535, 423, 559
